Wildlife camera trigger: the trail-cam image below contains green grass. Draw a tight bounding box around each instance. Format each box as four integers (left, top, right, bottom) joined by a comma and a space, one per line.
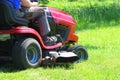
46, 0, 120, 30
0, 0, 120, 80
0, 24, 120, 80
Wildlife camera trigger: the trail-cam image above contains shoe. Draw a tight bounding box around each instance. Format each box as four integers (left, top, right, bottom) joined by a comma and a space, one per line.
43, 35, 62, 46
45, 36, 57, 46
43, 36, 57, 46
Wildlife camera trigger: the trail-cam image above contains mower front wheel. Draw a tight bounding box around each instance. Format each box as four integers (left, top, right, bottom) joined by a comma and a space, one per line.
12, 38, 42, 69
67, 45, 88, 63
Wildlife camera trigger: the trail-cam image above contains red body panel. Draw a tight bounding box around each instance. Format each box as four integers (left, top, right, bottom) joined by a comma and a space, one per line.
0, 7, 78, 49
49, 7, 78, 42
0, 27, 62, 49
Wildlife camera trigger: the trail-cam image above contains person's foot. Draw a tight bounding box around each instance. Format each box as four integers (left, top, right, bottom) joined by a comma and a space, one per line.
45, 36, 57, 46
43, 35, 62, 46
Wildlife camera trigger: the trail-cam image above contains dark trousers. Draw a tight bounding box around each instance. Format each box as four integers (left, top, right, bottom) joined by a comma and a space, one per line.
17, 6, 51, 36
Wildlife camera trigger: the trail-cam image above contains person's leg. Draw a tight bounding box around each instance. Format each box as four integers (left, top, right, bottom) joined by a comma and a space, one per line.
25, 7, 51, 36
24, 7, 61, 45
25, 7, 42, 19
36, 10, 51, 36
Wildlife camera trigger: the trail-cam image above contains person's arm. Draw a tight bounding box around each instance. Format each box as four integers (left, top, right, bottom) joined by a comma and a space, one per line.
20, 0, 38, 7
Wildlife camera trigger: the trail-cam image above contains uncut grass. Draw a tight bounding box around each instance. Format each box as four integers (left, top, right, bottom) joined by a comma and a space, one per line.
47, 0, 120, 30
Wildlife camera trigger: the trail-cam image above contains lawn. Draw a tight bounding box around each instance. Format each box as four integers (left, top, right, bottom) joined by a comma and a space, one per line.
0, 0, 120, 80
0, 24, 120, 80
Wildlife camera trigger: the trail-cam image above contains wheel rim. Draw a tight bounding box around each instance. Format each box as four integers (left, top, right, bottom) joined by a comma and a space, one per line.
27, 45, 40, 64
74, 49, 85, 62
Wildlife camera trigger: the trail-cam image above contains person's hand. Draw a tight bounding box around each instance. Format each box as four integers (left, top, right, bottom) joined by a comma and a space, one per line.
31, 2, 38, 6
21, 0, 39, 7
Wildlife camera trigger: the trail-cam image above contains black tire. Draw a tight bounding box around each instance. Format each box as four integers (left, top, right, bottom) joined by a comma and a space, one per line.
12, 38, 42, 69
67, 45, 88, 63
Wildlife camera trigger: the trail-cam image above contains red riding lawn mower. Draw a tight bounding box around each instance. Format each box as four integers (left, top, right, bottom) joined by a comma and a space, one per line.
0, 0, 88, 69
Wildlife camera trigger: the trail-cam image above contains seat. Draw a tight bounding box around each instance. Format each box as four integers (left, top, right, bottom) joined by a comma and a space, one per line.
0, 0, 29, 29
